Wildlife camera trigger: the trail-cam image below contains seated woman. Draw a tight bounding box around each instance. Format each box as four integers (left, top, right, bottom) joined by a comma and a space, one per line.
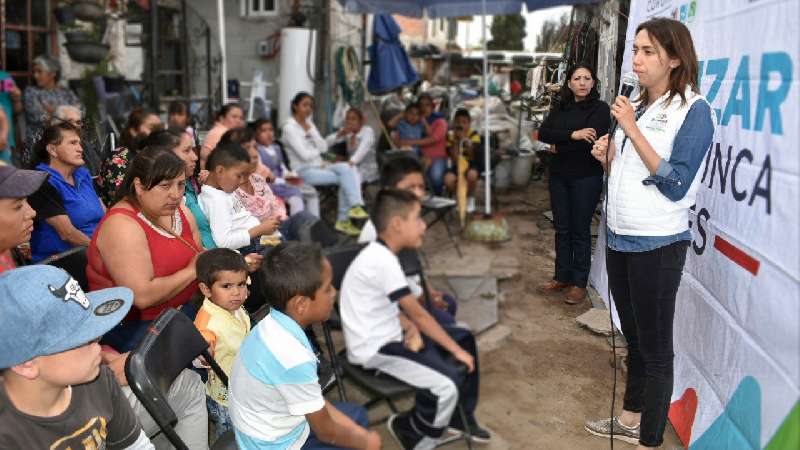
21, 55, 83, 167
88, 148, 203, 352
281, 92, 367, 236
325, 107, 379, 184
27, 123, 105, 262
0, 165, 47, 272
200, 103, 244, 169
96, 107, 162, 205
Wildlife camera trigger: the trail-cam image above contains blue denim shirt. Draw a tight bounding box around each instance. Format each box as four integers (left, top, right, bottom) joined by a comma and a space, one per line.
608, 100, 715, 252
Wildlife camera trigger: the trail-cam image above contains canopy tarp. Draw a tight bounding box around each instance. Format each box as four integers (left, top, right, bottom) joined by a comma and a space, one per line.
338, 0, 599, 17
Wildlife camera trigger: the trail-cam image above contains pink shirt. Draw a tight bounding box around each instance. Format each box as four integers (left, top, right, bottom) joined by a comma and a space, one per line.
420, 118, 448, 159
234, 174, 287, 222
202, 123, 229, 158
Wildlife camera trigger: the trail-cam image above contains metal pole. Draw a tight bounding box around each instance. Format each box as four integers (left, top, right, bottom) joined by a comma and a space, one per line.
360, 14, 368, 82
150, 0, 159, 108
216, 0, 228, 104
482, 0, 491, 215
206, 25, 213, 123
181, 0, 190, 98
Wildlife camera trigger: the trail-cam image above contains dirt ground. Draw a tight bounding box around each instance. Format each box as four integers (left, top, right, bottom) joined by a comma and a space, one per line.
330, 179, 683, 449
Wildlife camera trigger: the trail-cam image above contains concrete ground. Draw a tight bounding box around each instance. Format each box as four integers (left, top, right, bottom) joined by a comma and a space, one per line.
326, 179, 684, 449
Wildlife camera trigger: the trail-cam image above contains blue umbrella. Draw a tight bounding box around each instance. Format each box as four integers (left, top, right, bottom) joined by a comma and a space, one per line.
367, 14, 420, 94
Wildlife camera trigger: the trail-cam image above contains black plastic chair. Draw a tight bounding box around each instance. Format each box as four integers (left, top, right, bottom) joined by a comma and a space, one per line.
35, 246, 89, 291
124, 308, 237, 450
323, 246, 474, 448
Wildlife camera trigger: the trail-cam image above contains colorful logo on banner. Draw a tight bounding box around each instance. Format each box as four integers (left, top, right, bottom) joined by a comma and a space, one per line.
672, 0, 698, 23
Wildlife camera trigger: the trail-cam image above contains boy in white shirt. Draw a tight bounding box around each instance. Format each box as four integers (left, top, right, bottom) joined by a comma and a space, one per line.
199, 142, 280, 253
341, 189, 490, 450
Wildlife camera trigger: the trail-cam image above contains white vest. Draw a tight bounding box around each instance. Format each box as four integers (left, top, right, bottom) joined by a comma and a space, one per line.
607, 88, 714, 236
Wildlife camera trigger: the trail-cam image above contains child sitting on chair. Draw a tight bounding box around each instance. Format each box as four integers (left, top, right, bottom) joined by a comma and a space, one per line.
0, 266, 153, 449
199, 142, 281, 254
193, 248, 252, 441
341, 189, 491, 449
389, 103, 426, 156
444, 109, 481, 213
358, 155, 459, 325
228, 242, 381, 450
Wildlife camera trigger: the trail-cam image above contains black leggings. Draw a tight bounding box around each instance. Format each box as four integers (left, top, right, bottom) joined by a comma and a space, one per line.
606, 240, 688, 447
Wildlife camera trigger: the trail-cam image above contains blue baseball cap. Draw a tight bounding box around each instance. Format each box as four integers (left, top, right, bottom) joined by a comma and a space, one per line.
0, 265, 133, 368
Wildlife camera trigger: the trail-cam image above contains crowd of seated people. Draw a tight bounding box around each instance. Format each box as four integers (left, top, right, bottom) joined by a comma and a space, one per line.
0, 86, 491, 450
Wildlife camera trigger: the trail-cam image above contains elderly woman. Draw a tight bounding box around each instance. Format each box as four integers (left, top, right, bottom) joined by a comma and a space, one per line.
27, 123, 105, 262
0, 165, 46, 272
52, 104, 103, 175
22, 55, 82, 166
88, 147, 203, 353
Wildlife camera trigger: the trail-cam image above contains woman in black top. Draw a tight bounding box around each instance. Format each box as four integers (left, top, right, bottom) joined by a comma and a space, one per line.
537, 64, 610, 304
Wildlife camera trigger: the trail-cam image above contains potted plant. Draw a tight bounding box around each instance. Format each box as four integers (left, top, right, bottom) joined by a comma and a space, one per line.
58, 1, 109, 64
72, 0, 105, 21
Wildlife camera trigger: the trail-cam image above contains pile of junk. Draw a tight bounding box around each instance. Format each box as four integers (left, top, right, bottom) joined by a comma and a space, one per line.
368, 52, 564, 192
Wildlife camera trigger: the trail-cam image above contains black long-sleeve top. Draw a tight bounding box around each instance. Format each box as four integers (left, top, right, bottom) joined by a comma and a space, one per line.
538, 98, 611, 178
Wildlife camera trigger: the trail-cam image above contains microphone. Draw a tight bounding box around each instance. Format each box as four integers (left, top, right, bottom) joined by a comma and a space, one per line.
608, 72, 639, 138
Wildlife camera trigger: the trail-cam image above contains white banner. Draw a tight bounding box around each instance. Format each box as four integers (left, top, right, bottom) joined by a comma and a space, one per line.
589, 0, 799, 447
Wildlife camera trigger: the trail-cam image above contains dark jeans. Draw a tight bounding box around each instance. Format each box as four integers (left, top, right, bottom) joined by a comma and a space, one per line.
301, 401, 368, 449
549, 174, 602, 288
606, 240, 689, 447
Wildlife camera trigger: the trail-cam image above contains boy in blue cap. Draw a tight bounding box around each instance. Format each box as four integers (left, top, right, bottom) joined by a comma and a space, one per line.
0, 265, 154, 449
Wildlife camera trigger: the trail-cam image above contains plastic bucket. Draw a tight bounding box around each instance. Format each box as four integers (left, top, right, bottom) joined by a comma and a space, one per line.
511, 149, 536, 187
494, 158, 513, 190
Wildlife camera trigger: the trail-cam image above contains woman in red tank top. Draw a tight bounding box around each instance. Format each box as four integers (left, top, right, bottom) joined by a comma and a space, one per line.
88, 147, 203, 352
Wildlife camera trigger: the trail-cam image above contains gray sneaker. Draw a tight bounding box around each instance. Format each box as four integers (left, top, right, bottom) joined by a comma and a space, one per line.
585, 416, 640, 444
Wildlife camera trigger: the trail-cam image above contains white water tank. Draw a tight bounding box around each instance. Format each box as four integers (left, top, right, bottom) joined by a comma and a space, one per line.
278, 28, 317, 126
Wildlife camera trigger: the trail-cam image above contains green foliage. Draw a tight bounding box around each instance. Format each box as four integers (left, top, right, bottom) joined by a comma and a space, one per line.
535, 13, 570, 53
487, 15, 527, 51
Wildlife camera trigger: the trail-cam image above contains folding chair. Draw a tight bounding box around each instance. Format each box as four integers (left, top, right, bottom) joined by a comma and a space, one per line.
124, 308, 237, 450
422, 196, 463, 258
324, 245, 474, 448
34, 246, 89, 291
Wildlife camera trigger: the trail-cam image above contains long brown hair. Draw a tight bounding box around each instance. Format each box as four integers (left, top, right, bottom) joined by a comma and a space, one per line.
635, 18, 699, 106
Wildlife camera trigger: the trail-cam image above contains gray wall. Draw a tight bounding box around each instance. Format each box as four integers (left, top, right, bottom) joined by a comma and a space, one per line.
190, 0, 367, 130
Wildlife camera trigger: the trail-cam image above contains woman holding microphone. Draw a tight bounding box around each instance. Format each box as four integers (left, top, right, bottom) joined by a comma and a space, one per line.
584, 18, 715, 449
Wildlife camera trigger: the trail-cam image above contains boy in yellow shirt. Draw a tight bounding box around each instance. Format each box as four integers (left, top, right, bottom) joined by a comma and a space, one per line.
194, 248, 252, 441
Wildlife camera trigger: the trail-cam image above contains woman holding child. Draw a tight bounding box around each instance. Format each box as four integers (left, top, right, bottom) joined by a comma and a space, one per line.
88, 148, 203, 352
281, 92, 368, 236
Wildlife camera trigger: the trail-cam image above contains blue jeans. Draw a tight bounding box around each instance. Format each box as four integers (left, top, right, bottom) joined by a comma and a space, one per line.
301, 402, 368, 450
299, 163, 364, 221
429, 292, 458, 325
548, 174, 603, 288
426, 157, 448, 196
207, 396, 233, 441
